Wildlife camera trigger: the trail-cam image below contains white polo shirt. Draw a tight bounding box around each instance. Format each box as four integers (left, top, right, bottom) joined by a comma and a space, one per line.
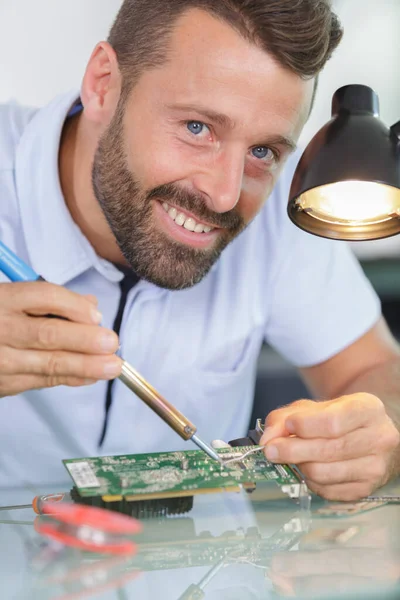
0, 91, 381, 487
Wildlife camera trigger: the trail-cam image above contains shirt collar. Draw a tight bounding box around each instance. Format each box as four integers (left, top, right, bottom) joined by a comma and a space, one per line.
15, 90, 123, 285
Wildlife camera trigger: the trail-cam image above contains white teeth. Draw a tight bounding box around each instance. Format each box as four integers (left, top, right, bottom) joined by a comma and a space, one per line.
183, 218, 196, 232
162, 202, 214, 234
168, 207, 177, 220
175, 212, 186, 226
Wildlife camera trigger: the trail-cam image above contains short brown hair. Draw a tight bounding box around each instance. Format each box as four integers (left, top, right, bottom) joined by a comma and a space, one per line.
108, 0, 343, 91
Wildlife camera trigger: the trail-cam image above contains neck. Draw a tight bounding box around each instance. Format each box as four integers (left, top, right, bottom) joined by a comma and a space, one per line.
58, 114, 128, 265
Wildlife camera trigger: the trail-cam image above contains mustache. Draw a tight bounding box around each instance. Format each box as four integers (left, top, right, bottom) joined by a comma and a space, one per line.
147, 183, 244, 230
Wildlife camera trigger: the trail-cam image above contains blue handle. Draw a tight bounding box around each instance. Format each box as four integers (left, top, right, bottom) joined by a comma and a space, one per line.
0, 240, 40, 282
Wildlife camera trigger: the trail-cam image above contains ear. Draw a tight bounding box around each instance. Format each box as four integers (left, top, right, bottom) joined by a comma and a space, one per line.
80, 42, 122, 126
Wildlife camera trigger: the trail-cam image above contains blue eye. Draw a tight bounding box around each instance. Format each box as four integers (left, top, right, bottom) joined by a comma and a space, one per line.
187, 121, 205, 135
252, 146, 273, 160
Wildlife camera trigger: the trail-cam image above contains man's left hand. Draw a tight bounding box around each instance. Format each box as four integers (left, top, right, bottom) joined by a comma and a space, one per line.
260, 394, 400, 501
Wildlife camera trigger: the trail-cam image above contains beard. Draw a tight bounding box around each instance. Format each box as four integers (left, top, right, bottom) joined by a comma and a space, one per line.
92, 102, 245, 290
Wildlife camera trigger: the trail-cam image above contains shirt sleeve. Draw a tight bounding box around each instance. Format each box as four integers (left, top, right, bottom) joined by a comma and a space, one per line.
263, 153, 382, 368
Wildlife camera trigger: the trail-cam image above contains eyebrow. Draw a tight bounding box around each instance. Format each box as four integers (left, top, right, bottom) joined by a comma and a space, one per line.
260, 134, 297, 154
166, 103, 234, 128
166, 103, 297, 153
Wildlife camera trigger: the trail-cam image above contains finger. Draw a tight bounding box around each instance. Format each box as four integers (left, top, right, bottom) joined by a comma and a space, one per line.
2, 315, 119, 355
263, 427, 381, 463
1, 282, 102, 325
284, 394, 385, 439
260, 400, 316, 444
0, 375, 97, 396
83, 294, 99, 306
305, 480, 377, 501
0, 347, 122, 381
259, 423, 289, 445
299, 455, 388, 487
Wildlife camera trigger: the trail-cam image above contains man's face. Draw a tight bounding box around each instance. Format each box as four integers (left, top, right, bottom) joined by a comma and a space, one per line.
92, 9, 313, 289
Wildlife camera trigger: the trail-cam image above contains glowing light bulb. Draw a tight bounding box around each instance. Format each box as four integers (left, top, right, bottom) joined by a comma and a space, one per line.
297, 181, 400, 225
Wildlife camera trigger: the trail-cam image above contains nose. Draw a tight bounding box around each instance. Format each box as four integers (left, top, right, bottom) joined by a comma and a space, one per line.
193, 148, 244, 213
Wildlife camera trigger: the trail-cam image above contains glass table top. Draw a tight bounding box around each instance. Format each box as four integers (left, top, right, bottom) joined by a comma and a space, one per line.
1, 478, 400, 600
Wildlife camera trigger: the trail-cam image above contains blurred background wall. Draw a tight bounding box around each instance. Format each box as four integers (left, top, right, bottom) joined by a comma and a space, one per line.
1, 0, 400, 421
1, 1, 399, 133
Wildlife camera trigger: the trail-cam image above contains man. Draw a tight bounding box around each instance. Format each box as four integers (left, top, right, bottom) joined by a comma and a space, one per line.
0, 0, 399, 500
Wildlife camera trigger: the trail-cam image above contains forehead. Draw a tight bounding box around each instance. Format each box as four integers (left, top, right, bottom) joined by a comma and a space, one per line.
130, 8, 314, 140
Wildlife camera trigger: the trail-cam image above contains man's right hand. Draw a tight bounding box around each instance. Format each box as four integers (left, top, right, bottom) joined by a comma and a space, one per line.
0, 282, 122, 396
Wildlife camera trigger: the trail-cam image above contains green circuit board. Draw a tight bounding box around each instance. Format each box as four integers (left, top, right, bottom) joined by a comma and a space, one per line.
63, 447, 301, 501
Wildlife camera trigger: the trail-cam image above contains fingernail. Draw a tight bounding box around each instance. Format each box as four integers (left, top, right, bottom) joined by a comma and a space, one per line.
91, 309, 103, 325
99, 333, 117, 352
260, 426, 278, 445
103, 361, 121, 377
265, 445, 279, 461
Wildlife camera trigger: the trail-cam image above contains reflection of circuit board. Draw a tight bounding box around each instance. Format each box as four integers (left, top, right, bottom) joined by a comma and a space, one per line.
28, 515, 309, 599
131, 516, 307, 571
64, 447, 301, 502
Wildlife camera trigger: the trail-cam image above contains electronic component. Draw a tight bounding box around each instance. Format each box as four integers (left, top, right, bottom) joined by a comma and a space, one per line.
228, 417, 265, 446
63, 446, 302, 511
70, 487, 194, 519
229, 419, 311, 510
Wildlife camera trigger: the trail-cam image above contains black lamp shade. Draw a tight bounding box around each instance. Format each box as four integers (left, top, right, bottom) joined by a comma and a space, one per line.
288, 85, 400, 241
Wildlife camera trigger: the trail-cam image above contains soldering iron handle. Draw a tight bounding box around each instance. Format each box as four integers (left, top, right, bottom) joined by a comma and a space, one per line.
0, 240, 198, 443
119, 361, 197, 440
0, 239, 41, 282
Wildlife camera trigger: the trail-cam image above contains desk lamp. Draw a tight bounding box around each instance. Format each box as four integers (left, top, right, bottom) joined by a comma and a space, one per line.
288, 84, 400, 241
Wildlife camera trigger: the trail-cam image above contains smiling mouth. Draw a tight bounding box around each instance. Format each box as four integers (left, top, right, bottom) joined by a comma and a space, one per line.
161, 202, 216, 234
